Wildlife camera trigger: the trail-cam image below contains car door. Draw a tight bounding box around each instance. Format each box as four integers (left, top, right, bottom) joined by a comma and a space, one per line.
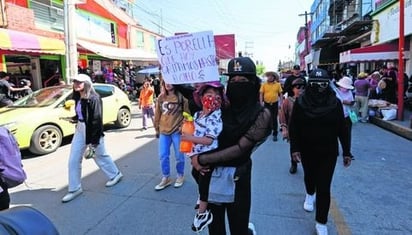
93, 85, 117, 124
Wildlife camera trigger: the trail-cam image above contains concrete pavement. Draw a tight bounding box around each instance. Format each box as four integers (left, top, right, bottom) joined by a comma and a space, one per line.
9, 103, 412, 235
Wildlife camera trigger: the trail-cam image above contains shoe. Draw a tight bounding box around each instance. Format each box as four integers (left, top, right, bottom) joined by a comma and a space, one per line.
289, 164, 297, 174
155, 177, 172, 191
303, 193, 315, 212
350, 154, 355, 160
272, 136, 278, 142
192, 210, 213, 232
174, 176, 184, 188
62, 188, 83, 203
143, 127, 148, 130
106, 172, 123, 187
248, 222, 256, 235
315, 222, 328, 235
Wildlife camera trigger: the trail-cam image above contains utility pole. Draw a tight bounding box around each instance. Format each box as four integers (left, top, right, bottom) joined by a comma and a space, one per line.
299, 11, 313, 73
64, 0, 79, 84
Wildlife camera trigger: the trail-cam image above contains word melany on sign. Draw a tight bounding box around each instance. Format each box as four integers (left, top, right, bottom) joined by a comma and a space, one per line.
156, 31, 220, 84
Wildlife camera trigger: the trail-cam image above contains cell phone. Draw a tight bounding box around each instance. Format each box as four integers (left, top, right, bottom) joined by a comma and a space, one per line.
59, 117, 73, 121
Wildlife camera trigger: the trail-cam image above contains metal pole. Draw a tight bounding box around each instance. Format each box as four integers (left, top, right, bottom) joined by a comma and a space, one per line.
397, 0, 404, 120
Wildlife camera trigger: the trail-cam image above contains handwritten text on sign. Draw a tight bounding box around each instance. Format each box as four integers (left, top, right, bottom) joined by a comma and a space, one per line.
156, 31, 219, 84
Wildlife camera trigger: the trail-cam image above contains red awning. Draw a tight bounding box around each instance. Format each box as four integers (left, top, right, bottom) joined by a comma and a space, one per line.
339, 42, 410, 63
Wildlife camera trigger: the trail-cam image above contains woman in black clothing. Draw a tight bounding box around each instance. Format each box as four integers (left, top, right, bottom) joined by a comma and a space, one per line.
289, 68, 352, 235
191, 57, 271, 235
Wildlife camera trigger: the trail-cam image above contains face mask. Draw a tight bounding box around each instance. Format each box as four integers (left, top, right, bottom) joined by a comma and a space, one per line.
226, 82, 256, 107
202, 94, 222, 112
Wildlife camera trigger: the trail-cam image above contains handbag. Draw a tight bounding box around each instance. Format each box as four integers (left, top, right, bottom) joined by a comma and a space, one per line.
349, 110, 358, 123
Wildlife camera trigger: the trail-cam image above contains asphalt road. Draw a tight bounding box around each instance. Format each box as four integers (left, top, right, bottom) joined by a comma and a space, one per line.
9, 103, 412, 235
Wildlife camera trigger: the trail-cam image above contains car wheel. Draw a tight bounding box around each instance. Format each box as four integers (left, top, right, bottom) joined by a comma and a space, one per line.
29, 125, 63, 155
115, 108, 131, 128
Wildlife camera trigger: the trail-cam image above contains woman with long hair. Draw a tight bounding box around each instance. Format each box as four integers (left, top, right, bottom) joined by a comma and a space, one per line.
62, 74, 123, 203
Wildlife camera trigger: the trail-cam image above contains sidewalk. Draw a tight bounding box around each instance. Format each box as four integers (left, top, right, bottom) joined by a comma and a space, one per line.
370, 108, 412, 140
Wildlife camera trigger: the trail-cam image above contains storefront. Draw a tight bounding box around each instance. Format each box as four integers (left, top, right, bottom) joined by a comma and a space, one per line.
0, 28, 65, 90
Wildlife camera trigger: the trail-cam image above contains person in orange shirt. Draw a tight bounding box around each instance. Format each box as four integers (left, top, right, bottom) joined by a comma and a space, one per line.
139, 80, 155, 130
259, 71, 283, 141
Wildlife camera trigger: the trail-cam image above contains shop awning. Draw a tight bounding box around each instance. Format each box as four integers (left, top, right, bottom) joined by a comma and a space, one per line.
0, 28, 65, 55
78, 40, 158, 61
339, 43, 410, 63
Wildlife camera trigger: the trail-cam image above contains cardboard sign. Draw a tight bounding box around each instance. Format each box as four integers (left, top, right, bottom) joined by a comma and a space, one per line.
156, 31, 220, 84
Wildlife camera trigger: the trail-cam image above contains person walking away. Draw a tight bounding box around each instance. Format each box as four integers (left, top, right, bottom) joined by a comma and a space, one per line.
354, 72, 371, 123
289, 68, 352, 235
154, 81, 190, 190
259, 71, 283, 141
61, 74, 123, 203
0, 72, 31, 107
139, 80, 155, 130
191, 57, 272, 235
335, 76, 356, 160
279, 78, 305, 174
181, 82, 226, 232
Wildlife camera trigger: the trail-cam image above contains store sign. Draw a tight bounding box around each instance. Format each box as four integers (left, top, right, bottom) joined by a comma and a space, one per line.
156, 31, 219, 84
373, 0, 412, 43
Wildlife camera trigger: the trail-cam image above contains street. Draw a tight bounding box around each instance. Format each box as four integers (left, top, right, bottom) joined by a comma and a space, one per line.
9, 103, 412, 235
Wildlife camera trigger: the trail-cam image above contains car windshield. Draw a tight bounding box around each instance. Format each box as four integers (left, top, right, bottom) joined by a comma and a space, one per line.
11, 86, 72, 107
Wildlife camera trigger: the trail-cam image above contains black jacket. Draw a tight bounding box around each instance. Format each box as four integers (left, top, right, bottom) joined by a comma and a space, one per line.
73, 92, 104, 145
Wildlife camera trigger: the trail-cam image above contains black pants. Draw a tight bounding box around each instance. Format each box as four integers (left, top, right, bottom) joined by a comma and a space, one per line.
301, 152, 337, 224
207, 160, 252, 235
264, 102, 279, 136
191, 167, 213, 202
0, 181, 10, 211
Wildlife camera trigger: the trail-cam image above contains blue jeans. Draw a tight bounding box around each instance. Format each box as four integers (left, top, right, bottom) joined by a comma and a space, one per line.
158, 132, 185, 178
68, 122, 120, 192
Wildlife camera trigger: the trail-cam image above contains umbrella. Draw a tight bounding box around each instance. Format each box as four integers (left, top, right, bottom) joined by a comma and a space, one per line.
137, 67, 160, 74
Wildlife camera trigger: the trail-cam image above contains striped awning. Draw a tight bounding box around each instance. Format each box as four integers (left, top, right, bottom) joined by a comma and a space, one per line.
0, 28, 65, 55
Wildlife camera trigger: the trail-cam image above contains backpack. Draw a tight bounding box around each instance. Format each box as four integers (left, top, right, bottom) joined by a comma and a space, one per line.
0, 127, 27, 188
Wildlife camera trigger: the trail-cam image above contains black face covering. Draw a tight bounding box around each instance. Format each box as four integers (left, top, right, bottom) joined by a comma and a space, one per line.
226, 81, 257, 113
298, 80, 337, 118
219, 79, 261, 149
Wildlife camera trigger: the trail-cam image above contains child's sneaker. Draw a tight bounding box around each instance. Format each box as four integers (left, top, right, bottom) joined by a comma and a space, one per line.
191, 210, 213, 232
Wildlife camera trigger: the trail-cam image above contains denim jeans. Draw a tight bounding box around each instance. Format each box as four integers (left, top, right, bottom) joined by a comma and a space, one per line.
68, 122, 120, 192
142, 106, 154, 128
158, 132, 185, 178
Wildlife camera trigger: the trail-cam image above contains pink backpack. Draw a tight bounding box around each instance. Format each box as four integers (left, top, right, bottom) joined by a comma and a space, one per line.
0, 127, 27, 188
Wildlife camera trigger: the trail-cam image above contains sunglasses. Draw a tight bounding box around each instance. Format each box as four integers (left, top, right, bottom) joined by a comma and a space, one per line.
293, 85, 305, 89
309, 81, 329, 88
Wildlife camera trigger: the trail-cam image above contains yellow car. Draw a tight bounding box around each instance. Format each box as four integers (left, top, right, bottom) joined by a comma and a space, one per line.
0, 84, 132, 155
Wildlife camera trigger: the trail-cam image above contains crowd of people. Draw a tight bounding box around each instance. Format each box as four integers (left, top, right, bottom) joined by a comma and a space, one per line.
4, 58, 411, 235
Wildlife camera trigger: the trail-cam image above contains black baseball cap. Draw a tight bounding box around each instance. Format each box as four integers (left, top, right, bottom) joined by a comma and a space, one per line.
293, 65, 301, 70
224, 57, 257, 76
309, 68, 329, 81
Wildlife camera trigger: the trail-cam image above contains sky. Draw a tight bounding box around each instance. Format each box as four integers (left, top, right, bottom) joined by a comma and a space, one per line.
133, 0, 313, 71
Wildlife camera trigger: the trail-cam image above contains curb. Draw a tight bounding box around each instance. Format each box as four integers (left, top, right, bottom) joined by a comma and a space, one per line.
369, 116, 412, 141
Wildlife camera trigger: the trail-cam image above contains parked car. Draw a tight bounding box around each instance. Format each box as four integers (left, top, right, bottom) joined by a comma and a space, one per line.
0, 84, 132, 155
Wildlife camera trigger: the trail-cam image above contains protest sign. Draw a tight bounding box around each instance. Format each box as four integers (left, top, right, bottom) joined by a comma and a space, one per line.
156, 31, 220, 84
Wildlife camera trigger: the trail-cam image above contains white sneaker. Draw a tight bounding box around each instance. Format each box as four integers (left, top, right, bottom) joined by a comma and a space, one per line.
106, 172, 123, 187
315, 222, 328, 235
248, 222, 257, 235
62, 188, 83, 203
303, 193, 315, 212
192, 210, 213, 232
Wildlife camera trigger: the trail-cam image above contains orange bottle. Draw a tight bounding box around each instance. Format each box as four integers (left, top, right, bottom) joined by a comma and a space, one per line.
180, 112, 195, 153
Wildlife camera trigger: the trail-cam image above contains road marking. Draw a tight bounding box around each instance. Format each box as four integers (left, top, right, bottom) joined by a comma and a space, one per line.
330, 196, 352, 235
